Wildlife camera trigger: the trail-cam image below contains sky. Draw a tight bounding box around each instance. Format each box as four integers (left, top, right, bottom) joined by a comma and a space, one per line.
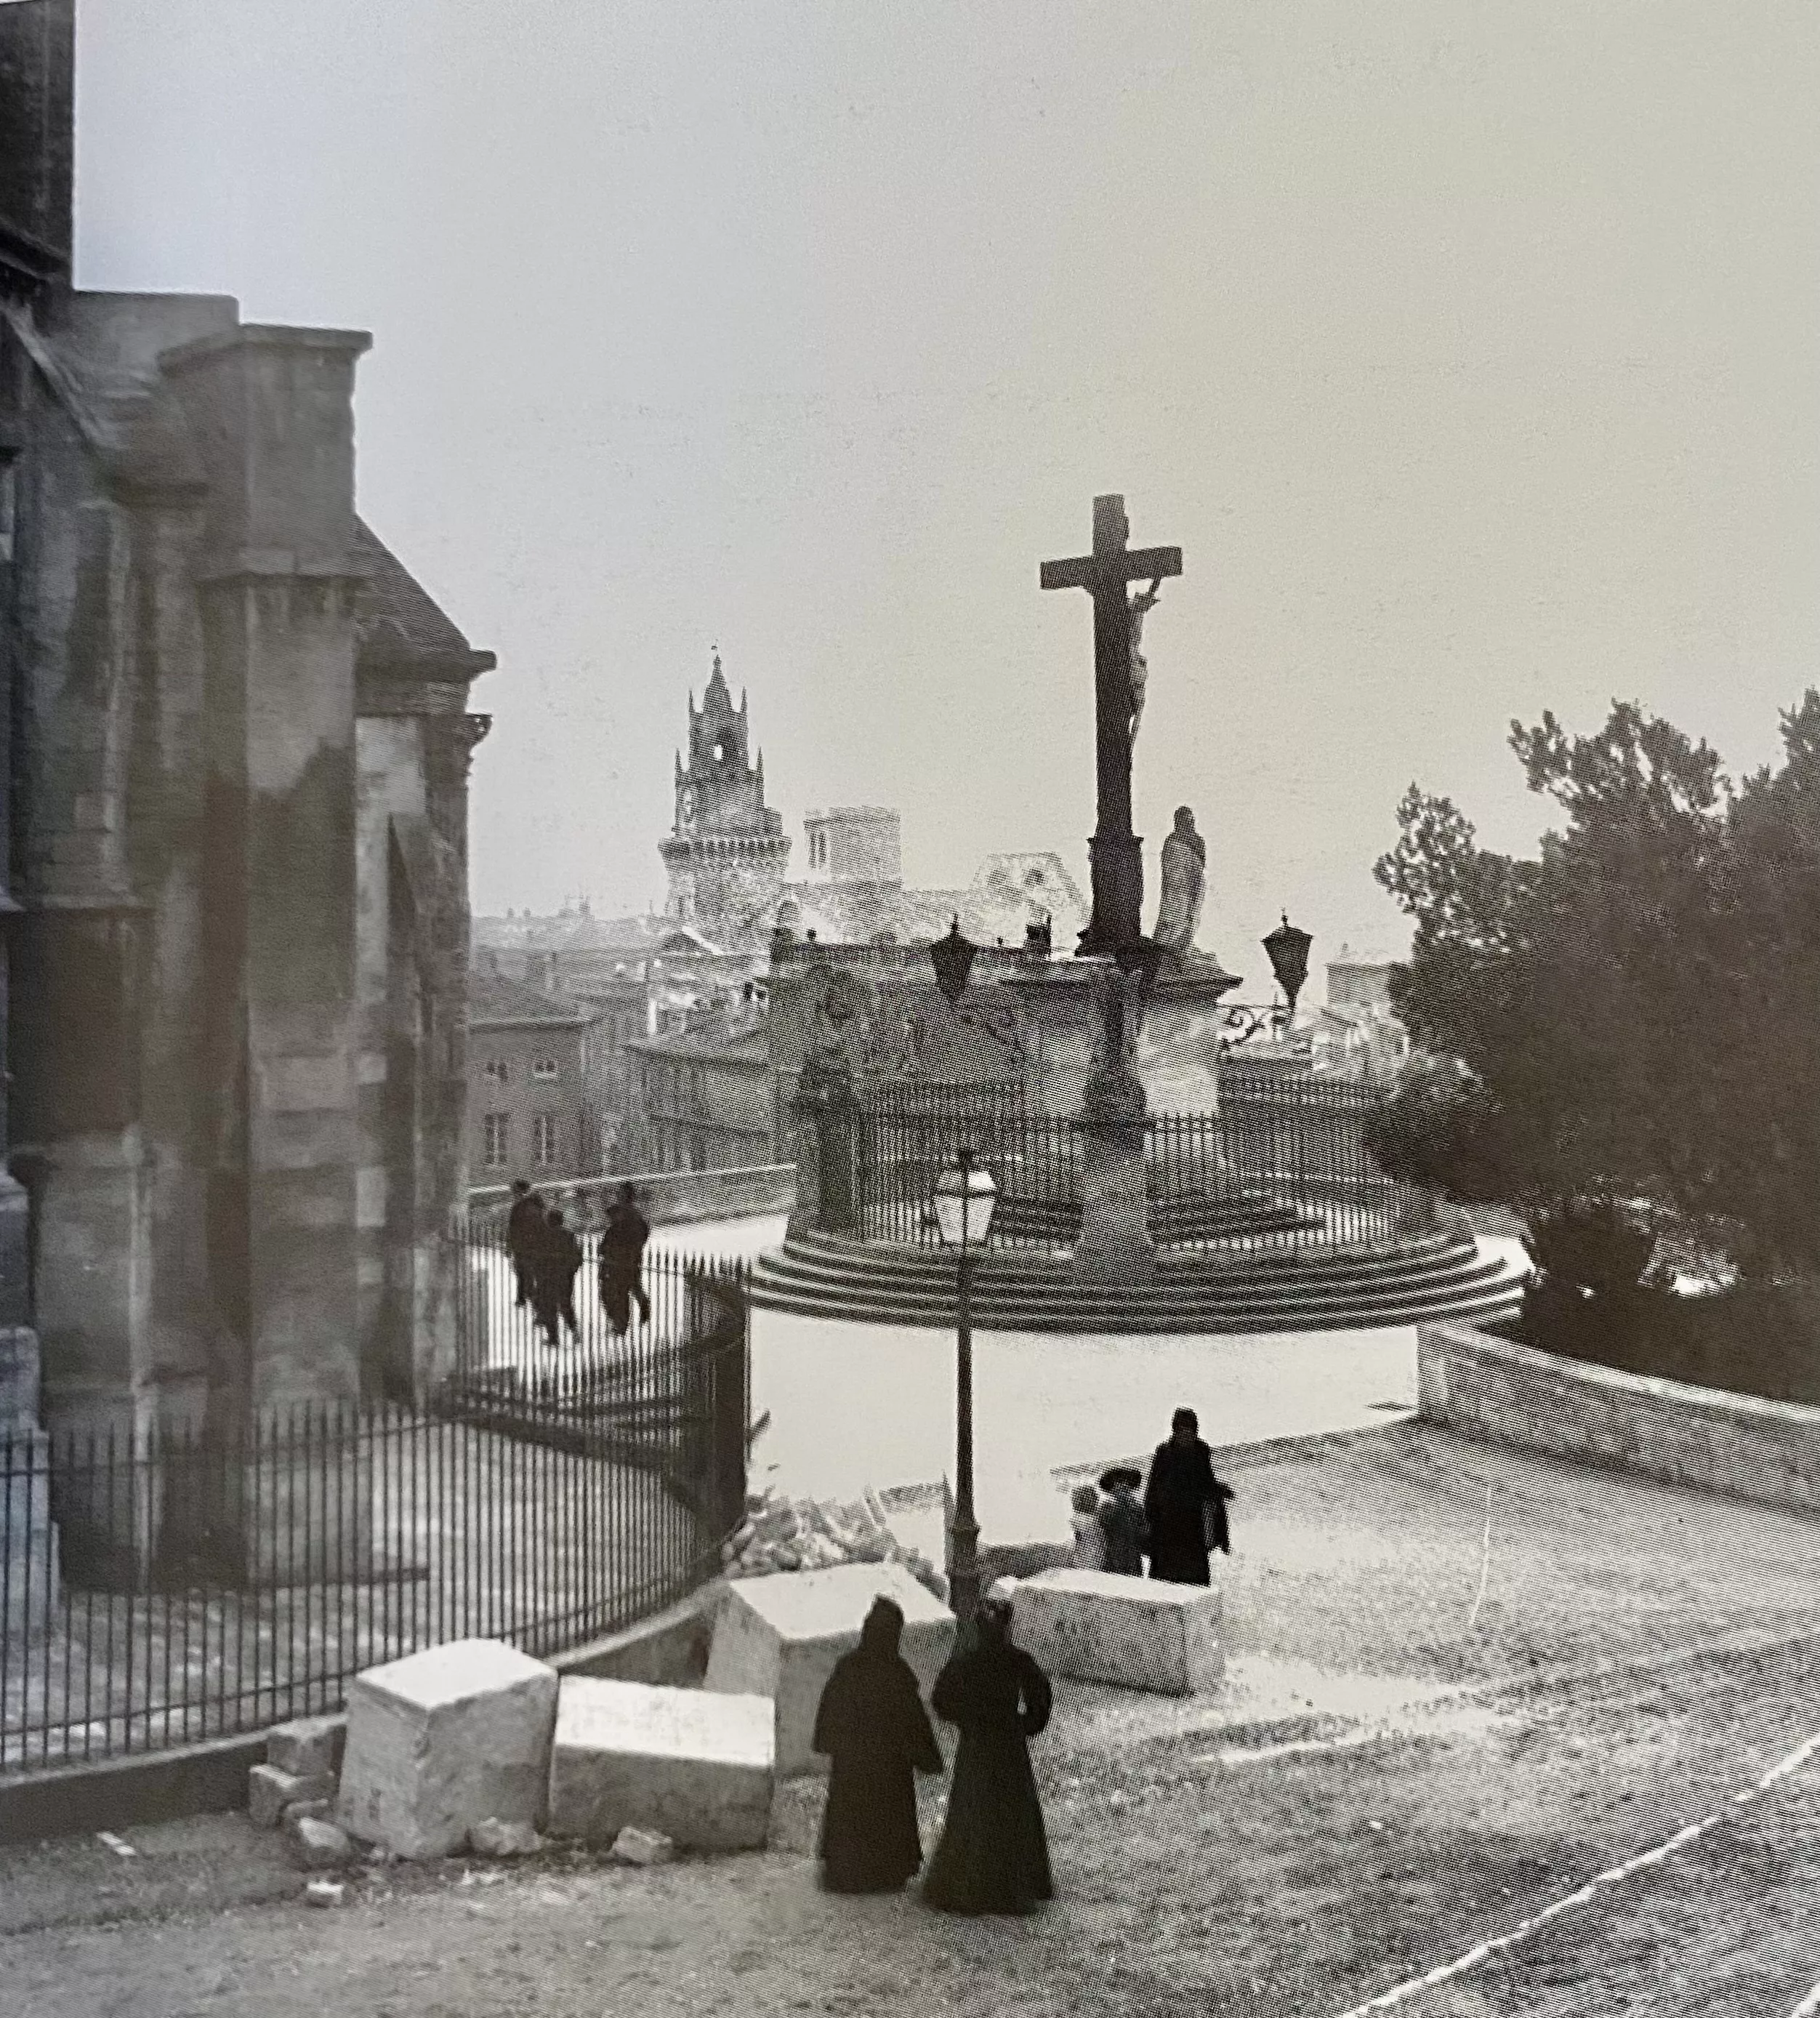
70, 1, 1820, 989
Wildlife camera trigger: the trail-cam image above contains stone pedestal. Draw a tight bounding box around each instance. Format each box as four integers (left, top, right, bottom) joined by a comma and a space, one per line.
703, 1561, 957, 1778
547, 1676, 775, 1852
337, 1637, 560, 1859
1074, 1111, 1156, 1285
1004, 960, 1241, 1120
1004, 1567, 1223, 1695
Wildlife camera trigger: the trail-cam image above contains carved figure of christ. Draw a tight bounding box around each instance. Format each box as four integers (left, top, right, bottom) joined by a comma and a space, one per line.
1041, 494, 1183, 954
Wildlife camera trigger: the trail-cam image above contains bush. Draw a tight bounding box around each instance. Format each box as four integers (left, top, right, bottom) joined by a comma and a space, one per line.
1510, 1277, 1820, 1408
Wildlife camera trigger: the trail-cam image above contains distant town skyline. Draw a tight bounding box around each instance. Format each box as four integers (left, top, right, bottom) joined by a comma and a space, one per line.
70, 1, 1820, 981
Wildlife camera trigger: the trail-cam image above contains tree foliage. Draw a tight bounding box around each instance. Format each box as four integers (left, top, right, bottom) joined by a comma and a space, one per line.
1369, 694, 1820, 1279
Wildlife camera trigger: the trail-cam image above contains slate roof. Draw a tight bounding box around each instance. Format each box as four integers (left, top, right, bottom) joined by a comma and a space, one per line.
468, 973, 592, 1029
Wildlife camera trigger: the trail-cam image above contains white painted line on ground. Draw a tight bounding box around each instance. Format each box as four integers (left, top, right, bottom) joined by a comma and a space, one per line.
1328, 1729, 1820, 2017
1787, 1977, 1820, 2018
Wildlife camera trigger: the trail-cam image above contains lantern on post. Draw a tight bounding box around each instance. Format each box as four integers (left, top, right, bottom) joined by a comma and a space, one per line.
1263, 912, 1313, 1029
931, 1148, 998, 1624
930, 917, 977, 1006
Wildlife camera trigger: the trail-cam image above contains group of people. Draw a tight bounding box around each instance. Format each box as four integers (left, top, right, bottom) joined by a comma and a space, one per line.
1071, 1407, 1236, 1585
503, 1179, 652, 1347
814, 1594, 1053, 1916
810, 1407, 1235, 1916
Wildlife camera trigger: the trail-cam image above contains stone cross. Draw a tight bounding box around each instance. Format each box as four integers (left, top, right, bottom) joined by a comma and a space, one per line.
1041, 494, 1182, 955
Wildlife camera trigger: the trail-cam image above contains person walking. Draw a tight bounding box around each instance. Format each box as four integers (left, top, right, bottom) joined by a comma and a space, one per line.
1096, 1466, 1149, 1576
922, 1599, 1054, 1917
598, 1181, 652, 1335
504, 1178, 542, 1309
529, 1205, 579, 1348
810, 1597, 945, 1895
1143, 1407, 1235, 1585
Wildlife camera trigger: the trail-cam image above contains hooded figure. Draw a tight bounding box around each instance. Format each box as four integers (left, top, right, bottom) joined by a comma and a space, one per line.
1143, 1407, 1235, 1585
922, 1599, 1054, 1917
811, 1597, 944, 1894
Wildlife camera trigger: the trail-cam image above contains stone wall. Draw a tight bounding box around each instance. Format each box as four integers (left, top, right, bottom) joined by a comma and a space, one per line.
4, 276, 491, 1431
1417, 1319, 1820, 1516
471, 1162, 796, 1229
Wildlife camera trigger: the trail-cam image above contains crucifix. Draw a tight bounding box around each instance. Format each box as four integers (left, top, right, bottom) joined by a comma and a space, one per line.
1041, 494, 1183, 956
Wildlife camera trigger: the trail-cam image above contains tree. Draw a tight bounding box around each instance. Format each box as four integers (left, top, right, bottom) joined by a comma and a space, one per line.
1370, 696, 1820, 1282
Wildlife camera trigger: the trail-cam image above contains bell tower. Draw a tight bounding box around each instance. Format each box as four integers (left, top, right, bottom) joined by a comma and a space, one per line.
659, 651, 791, 948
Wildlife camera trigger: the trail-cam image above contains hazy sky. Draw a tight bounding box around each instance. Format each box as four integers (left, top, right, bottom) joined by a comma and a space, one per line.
72, 1, 1819, 985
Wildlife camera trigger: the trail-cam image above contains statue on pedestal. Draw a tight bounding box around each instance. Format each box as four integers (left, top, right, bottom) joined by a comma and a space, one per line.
1151, 806, 1207, 970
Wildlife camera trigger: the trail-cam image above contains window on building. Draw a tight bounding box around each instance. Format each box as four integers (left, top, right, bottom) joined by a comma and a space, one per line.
532, 1113, 559, 1166
531, 1056, 559, 1081
483, 1058, 510, 1086
483, 1113, 510, 1166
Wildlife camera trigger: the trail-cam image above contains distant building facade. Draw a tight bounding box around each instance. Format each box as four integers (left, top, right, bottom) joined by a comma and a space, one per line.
467, 975, 595, 1183
624, 993, 776, 1173
1308, 946, 1409, 1081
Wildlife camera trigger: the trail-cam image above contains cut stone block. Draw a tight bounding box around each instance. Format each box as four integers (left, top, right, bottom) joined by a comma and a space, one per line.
547, 1677, 773, 1854
267, 1713, 345, 1781
249, 1764, 334, 1830
336, 1638, 559, 1860
1006, 1567, 1223, 1696
611, 1825, 676, 1866
286, 1813, 355, 1870
704, 1560, 957, 1778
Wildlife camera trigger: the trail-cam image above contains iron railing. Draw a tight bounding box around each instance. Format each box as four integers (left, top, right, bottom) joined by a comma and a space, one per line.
853, 1071, 1434, 1253
0, 1245, 748, 1778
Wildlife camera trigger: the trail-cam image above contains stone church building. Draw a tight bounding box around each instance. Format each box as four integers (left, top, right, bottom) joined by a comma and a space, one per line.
1, 0, 494, 1438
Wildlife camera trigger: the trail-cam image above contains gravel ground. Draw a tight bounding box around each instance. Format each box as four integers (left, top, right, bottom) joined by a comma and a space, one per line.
6, 1422, 1820, 2018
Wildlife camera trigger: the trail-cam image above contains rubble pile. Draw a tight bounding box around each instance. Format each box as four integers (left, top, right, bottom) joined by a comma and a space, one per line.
720, 1487, 947, 1603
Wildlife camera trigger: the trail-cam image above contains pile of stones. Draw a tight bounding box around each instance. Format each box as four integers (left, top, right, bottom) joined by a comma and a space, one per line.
720, 1487, 946, 1602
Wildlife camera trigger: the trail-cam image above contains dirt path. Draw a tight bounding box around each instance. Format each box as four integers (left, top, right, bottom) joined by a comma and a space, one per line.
6, 1425, 1820, 2017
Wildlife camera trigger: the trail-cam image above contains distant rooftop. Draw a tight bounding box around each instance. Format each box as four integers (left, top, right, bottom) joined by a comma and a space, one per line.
468, 972, 591, 1028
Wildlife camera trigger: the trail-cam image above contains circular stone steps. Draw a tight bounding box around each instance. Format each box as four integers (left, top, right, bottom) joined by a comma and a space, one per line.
750, 1229, 1527, 1335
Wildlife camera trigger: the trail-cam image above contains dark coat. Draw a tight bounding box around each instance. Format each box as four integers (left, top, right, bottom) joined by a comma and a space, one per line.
600, 1202, 651, 1277
922, 1636, 1054, 1916
812, 1646, 943, 1894
1098, 1489, 1148, 1575
505, 1192, 544, 1261
1143, 1437, 1233, 1585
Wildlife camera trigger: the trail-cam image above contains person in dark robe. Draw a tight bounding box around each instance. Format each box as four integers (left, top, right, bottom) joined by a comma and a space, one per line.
533, 1205, 581, 1347
599, 1181, 652, 1335
504, 1179, 543, 1309
1143, 1407, 1235, 1585
1097, 1466, 1149, 1575
811, 1597, 944, 1894
922, 1599, 1054, 1916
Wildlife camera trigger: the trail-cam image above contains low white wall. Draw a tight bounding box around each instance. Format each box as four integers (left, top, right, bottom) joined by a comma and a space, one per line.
1418, 1319, 1820, 1515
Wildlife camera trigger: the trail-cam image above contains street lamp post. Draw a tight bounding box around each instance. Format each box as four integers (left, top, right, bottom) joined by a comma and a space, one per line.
933, 1148, 998, 1624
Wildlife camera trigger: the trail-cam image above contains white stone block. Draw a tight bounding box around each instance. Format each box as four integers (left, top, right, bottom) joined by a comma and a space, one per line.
547, 1677, 773, 1854
1007, 1567, 1223, 1696
336, 1638, 560, 1860
703, 1560, 957, 1778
